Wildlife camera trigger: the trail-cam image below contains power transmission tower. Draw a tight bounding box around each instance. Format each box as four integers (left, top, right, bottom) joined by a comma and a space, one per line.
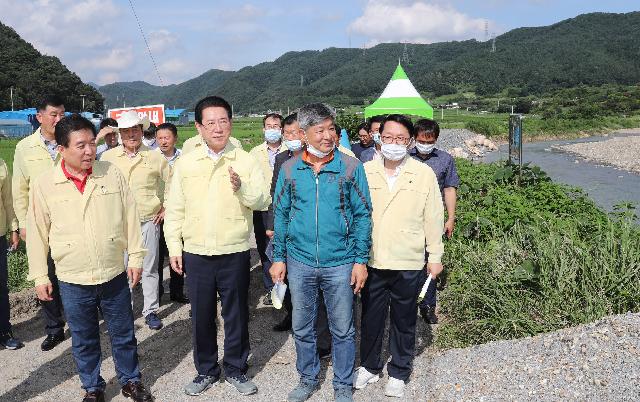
402, 43, 411, 65
484, 20, 489, 42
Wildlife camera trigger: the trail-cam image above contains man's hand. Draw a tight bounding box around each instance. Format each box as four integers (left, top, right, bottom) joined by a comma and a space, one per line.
153, 207, 165, 225
127, 267, 143, 288
9, 231, 19, 251
19, 228, 26, 241
170, 256, 183, 275
229, 166, 241, 192
444, 218, 455, 239
35, 282, 53, 301
427, 262, 444, 278
265, 230, 274, 239
351, 263, 368, 294
270, 261, 286, 284
96, 126, 115, 143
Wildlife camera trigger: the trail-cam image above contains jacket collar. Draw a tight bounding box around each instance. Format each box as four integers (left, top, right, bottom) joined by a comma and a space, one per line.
194, 141, 238, 162
113, 144, 151, 158
297, 149, 342, 174
53, 159, 107, 184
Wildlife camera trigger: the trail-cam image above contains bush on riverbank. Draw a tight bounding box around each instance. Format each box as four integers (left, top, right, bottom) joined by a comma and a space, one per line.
437, 159, 640, 348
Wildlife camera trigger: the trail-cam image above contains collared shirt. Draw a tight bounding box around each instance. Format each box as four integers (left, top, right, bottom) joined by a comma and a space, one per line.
164, 142, 271, 257
26, 161, 146, 286
267, 145, 279, 169
410, 148, 460, 194
351, 141, 375, 160
61, 160, 92, 194
12, 128, 61, 228
163, 148, 182, 167
182, 135, 243, 155
100, 145, 170, 222
40, 134, 58, 161
207, 147, 224, 161
380, 156, 409, 191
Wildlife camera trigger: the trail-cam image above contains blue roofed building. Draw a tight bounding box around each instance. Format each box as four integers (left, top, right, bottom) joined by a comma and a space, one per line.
165, 108, 188, 125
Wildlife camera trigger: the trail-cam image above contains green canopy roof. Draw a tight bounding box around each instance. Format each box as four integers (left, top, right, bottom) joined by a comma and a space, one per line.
364, 63, 433, 119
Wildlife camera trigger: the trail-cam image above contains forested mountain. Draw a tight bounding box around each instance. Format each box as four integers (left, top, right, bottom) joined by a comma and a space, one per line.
100, 12, 640, 113
0, 22, 103, 111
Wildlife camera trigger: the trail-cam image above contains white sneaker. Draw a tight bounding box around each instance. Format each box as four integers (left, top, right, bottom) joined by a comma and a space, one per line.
354, 367, 380, 389
385, 377, 405, 398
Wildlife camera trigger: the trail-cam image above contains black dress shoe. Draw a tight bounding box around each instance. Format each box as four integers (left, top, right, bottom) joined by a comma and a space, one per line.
420, 305, 438, 324
82, 390, 105, 402
121, 381, 154, 401
272, 315, 292, 332
41, 333, 65, 351
169, 294, 190, 304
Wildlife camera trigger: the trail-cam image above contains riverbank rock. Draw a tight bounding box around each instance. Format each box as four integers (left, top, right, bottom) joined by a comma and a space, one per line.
553, 132, 640, 174
439, 129, 498, 160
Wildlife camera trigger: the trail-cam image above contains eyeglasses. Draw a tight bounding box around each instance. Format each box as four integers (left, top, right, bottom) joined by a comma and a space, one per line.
201, 119, 230, 131
381, 135, 410, 145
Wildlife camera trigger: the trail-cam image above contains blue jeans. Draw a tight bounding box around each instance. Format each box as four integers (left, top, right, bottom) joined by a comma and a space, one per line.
58, 272, 141, 392
287, 257, 355, 390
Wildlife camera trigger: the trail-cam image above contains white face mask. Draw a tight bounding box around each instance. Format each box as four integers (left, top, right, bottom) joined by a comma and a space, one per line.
381, 143, 408, 161
264, 129, 282, 143
372, 132, 382, 145
306, 142, 333, 158
284, 139, 303, 152
415, 142, 435, 155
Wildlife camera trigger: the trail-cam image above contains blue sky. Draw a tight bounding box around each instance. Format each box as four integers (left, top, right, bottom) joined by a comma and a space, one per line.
1, 0, 637, 85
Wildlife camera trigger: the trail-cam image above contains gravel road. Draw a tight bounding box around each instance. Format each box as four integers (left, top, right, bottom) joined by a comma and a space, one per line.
554, 130, 640, 174
2, 249, 639, 401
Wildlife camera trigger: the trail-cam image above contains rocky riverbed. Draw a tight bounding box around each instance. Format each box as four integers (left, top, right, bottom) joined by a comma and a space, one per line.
553, 130, 640, 174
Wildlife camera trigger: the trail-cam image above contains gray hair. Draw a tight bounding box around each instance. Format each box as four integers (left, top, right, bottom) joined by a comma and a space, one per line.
298, 103, 336, 131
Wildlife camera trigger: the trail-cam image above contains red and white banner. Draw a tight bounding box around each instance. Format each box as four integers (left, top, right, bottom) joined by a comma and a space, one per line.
108, 104, 165, 125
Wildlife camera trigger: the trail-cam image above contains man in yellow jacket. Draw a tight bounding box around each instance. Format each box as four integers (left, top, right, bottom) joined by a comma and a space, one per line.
164, 96, 270, 397
27, 114, 154, 402
249, 113, 286, 304
354, 114, 444, 399
101, 110, 170, 331
12, 95, 66, 351
0, 157, 21, 350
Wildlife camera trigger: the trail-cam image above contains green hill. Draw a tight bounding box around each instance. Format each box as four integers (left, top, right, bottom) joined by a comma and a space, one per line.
99, 11, 640, 114
0, 22, 103, 112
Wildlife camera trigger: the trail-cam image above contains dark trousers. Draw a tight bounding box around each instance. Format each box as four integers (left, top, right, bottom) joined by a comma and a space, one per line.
58, 273, 140, 392
185, 250, 250, 378
157, 225, 185, 297
42, 251, 65, 336
360, 267, 421, 381
253, 211, 273, 291
0, 237, 10, 333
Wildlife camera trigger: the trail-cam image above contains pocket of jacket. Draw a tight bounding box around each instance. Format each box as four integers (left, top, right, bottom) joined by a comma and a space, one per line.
222, 216, 249, 245
50, 239, 80, 266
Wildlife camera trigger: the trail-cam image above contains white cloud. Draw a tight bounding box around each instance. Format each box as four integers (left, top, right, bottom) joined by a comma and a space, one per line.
350, 0, 488, 45
148, 30, 179, 53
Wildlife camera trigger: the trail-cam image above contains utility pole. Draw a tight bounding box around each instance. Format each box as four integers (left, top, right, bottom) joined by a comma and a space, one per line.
10, 87, 14, 111
80, 94, 86, 111
300, 75, 304, 87
441, 108, 444, 120
491, 34, 496, 53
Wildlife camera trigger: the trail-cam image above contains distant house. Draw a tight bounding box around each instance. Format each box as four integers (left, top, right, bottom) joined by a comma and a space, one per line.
188, 111, 195, 123
0, 119, 33, 138
165, 108, 188, 125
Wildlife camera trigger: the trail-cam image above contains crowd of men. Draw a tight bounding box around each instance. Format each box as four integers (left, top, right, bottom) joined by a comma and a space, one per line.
0, 94, 459, 402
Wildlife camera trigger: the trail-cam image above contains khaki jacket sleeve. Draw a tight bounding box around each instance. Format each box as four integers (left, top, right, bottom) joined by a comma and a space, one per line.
117, 170, 147, 268
424, 172, 445, 264
163, 162, 185, 257
25, 180, 51, 286
237, 159, 271, 211
158, 156, 170, 206
1, 162, 18, 232
12, 147, 29, 229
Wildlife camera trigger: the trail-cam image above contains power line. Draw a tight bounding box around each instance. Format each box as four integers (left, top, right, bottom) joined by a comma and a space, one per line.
127, 0, 164, 86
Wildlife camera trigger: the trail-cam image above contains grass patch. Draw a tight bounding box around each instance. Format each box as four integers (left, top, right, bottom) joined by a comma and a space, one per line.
436, 159, 640, 348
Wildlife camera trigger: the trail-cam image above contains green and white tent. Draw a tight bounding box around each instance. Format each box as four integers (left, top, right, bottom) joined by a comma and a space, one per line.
364, 62, 433, 119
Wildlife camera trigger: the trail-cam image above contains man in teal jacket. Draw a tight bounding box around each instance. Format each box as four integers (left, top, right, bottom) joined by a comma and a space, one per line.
270, 103, 372, 402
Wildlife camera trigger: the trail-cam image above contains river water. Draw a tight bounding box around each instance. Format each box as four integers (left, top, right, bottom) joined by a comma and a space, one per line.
482, 134, 640, 213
